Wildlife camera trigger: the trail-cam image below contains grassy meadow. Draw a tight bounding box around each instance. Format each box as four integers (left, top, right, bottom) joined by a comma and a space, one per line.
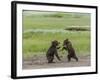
22, 11, 91, 58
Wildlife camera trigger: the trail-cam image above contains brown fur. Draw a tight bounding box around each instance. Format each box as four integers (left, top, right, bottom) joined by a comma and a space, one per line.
62, 39, 78, 62
46, 40, 61, 63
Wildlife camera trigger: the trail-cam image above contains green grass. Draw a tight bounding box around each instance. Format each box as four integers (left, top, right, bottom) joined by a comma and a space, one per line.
22, 11, 91, 58
23, 31, 90, 57
23, 12, 90, 30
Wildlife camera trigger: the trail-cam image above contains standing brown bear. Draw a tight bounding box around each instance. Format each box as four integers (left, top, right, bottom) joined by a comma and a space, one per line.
62, 39, 78, 62
46, 40, 61, 63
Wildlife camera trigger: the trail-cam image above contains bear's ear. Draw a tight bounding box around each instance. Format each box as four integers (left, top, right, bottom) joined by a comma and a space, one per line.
54, 40, 60, 44
52, 40, 57, 43
66, 39, 69, 41
51, 41, 55, 44
52, 40, 54, 43
51, 41, 56, 46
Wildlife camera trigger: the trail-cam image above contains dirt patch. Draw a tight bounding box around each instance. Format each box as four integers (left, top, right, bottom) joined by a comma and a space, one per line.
23, 54, 90, 69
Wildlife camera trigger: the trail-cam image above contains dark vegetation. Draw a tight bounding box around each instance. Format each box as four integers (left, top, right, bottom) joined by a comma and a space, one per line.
65, 27, 90, 31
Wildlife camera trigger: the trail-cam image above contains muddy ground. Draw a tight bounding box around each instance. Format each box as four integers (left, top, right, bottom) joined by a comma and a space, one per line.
23, 55, 90, 69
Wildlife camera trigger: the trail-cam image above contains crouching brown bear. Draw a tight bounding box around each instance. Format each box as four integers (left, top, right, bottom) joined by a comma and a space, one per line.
62, 39, 78, 62
46, 40, 61, 63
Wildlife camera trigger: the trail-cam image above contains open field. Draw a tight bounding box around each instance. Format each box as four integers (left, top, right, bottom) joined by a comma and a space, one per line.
23, 11, 90, 30
22, 11, 91, 69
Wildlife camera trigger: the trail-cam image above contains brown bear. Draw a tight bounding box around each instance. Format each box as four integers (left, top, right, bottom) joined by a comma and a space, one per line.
62, 39, 78, 62
46, 40, 61, 63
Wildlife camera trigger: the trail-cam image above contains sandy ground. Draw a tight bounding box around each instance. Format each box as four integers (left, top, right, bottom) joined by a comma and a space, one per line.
23, 54, 90, 69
